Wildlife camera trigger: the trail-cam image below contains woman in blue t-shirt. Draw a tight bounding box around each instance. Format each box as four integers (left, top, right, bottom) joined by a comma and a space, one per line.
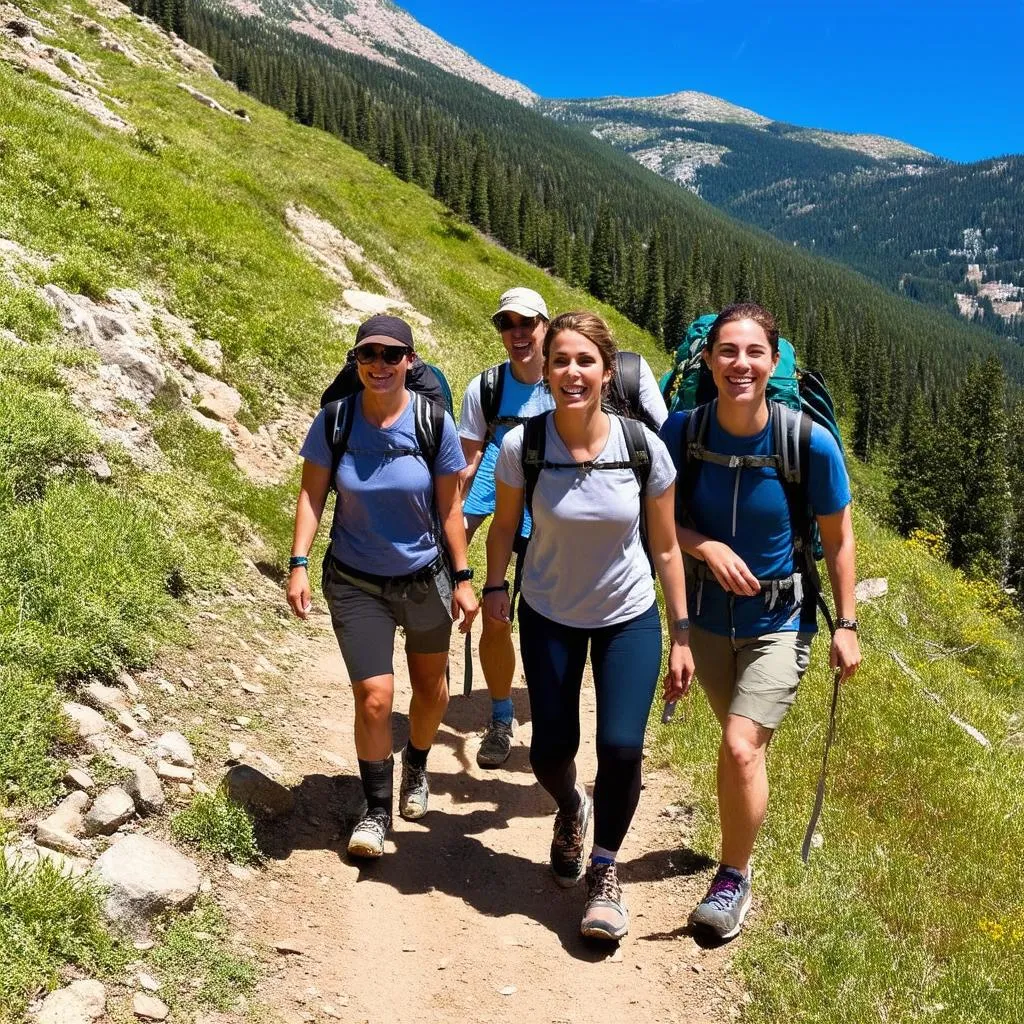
659, 302, 861, 941
287, 315, 478, 860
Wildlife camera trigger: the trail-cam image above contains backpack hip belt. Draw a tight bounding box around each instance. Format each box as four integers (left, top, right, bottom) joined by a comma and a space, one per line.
330, 553, 446, 598
687, 558, 805, 616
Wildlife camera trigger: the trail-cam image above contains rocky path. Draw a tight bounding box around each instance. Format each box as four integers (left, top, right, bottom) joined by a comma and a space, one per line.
217, 610, 741, 1024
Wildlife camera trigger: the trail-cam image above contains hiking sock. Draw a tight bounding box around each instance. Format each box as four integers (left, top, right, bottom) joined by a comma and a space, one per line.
357, 756, 394, 818
590, 845, 617, 866
491, 697, 514, 726
404, 741, 429, 770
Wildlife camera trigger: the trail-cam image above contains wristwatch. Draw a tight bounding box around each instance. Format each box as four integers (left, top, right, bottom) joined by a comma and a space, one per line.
835, 617, 858, 633
452, 568, 474, 585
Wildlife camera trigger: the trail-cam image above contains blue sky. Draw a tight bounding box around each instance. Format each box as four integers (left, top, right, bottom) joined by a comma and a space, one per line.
398, 0, 1024, 163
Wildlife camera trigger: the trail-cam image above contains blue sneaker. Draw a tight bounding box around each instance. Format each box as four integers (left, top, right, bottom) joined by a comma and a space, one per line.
689, 865, 752, 940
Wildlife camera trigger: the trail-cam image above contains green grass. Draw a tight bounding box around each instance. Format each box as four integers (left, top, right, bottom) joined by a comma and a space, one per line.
655, 488, 1024, 1024
145, 902, 257, 1014
0, 857, 127, 1021
171, 790, 263, 866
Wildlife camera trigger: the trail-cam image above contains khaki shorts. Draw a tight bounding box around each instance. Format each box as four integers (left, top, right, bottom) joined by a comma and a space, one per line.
689, 625, 813, 730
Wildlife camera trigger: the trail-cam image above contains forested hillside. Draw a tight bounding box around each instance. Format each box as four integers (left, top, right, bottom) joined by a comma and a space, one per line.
128, 0, 1024, 589
546, 96, 1024, 343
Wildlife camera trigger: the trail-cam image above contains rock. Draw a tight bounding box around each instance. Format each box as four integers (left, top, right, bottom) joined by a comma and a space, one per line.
64, 767, 96, 793
127, 729, 150, 744
223, 764, 294, 819
4, 840, 89, 877
83, 787, 136, 836
63, 702, 108, 739
92, 835, 201, 928
274, 939, 305, 954
133, 704, 153, 723
137, 973, 161, 993
156, 760, 194, 783
85, 453, 112, 481
132, 993, 169, 1021
117, 710, 142, 733
196, 379, 243, 422
226, 863, 251, 881
810, 831, 824, 849
110, 749, 166, 816
855, 577, 888, 603
82, 682, 131, 714
498, 985, 516, 996
177, 82, 233, 115
117, 669, 142, 697
254, 751, 284, 776
31, 816, 93, 858
240, 681, 266, 696
36, 980, 106, 1024
154, 731, 195, 768
157, 679, 176, 695
36, 792, 90, 855
228, 742, 247, 759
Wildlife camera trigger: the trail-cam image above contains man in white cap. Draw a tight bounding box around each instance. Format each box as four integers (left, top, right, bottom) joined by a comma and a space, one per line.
459, 287, 551, 767
459, 287, 669, 766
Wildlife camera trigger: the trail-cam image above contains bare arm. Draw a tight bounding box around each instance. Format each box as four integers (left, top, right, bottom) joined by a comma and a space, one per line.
286, 460, 332, 619
646, 483, 695, 701
483, 478, 524, 623
817, 504, 860, 680
435, 471, 479, 633
458, 436, 486, 497
674, 525, 760, 597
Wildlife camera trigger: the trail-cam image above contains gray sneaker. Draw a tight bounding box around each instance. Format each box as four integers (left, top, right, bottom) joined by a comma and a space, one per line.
399, 760, 429, 820
689, 865, 752, 940
347, 808, 389, 859
476, 718, 515, 768
581, 861, 629, 941
550, 785, 591, 887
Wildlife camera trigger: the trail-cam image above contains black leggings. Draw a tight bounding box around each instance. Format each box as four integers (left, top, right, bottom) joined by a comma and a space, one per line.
518, 599, 662, 852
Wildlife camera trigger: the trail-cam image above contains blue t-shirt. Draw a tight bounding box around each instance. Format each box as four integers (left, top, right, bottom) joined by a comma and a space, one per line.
458, 368, 553, 529
660, 409, 851, 637
301, 393, 466, 576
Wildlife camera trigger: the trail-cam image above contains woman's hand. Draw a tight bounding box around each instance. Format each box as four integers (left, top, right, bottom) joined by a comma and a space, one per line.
830, 628, 861, 682
482, 587, 511, 624
452, 582, 480, 634
286, 567, 313, 620
698, 540, 760, 596
662, 635, 695, 703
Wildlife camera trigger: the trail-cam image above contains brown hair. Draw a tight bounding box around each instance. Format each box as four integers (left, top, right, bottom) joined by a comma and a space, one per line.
707, 302, 779, 354
543, 311, 618, 382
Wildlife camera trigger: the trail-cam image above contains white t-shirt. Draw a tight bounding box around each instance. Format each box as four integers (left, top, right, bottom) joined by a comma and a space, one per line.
495, 415, 676, 629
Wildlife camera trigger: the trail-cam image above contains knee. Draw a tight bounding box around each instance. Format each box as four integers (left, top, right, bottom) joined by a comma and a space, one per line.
411, 673, 449, 709
596, 743, 643, 771
355, 689, 392, 726
721, 729, 767, 778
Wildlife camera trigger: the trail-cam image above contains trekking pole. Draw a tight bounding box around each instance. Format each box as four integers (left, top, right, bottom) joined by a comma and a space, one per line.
463, 629, 473, 695
801, 664, 842, 864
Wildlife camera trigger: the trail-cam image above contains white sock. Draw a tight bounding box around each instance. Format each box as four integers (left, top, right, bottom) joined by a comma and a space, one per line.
591, 844, 617, 864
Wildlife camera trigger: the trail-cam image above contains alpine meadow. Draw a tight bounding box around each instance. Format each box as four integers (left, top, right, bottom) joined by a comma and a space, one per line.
0, 2, 1022, 1023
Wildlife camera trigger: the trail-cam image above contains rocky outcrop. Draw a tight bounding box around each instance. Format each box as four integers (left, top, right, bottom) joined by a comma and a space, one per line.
34, 980, 106, 1024
83, 787, 136, 836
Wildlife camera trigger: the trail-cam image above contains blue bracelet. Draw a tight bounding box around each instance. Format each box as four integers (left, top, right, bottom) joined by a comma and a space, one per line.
288, 555, 309, 570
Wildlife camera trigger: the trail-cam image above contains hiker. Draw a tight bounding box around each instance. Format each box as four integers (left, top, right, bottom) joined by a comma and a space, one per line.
659, 302, 860, 940
483, 311, 693, 941
460, 287, 669, 768
287, 315, 479, 860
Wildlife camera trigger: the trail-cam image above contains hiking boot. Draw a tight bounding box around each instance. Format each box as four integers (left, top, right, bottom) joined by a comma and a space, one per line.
550, 785, 591, 887
476, 718, 515, 768
347, 808, 390, 859
688, 865, 752, 940
581, 861, 629, 941
399, 760, 429, 821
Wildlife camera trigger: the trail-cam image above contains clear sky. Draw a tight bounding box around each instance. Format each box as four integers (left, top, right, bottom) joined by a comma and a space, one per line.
397, 0, 1024, 163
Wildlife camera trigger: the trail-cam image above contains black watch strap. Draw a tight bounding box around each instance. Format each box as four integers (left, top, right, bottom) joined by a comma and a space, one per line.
835, 617, 858, 633
452, 568, 474, 584
483, 581, 509, 595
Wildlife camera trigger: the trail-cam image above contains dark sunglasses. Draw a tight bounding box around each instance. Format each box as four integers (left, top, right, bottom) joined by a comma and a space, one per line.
352, 345, 410, 365
494, 313, 541, 333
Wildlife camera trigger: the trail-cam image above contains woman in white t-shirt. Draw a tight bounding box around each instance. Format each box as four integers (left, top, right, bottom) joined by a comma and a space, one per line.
484, 311, 694, 942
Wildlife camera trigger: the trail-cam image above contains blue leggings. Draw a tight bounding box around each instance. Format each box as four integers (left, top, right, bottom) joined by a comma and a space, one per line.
518, 599, 662, 852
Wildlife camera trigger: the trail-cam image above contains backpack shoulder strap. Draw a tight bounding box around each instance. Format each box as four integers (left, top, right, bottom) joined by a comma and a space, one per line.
480, 362, 506, 436
521, 411, 550, 518
324, 396, 357, 490
675, 402, 712, 525
618, 415, 652, 494
412, 391, 445, 472
770, 401, 813, 553
614, 351, 641, 411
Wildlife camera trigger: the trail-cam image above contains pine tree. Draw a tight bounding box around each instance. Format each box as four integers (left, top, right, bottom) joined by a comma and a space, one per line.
469, 146, 490, 232
589, 205, 615, 302
641, 229, 666, 342
393, 119, 412, 181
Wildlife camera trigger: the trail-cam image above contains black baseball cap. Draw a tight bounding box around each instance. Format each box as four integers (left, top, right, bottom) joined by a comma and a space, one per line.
353, 315, 414, 349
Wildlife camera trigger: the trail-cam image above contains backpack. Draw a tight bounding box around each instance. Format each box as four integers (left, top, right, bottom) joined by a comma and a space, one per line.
512, 411, 653, 611
480, 351, 658, 442
319, 353, 454, 484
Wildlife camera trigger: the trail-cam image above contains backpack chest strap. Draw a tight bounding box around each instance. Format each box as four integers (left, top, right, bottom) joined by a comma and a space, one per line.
686, 445, 781, 471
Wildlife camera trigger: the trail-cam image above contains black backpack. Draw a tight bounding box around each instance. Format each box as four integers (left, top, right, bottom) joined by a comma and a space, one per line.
479, 351, 657, 442
512, 411, 653, 611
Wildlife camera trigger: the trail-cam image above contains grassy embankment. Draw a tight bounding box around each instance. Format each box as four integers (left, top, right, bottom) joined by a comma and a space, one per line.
0, 1, 660, 1015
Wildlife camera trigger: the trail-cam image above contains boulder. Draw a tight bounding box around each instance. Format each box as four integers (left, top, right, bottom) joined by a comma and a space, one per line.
4, 840, 89, 877
108, 747, 166, 816
196, 379, 243, 422
36, 792, 91, 856
132, 993, 169, 1021
153, 731, 195, 768
81, 681, 130, 714
224, 764, 294, 819
855, 577, 888, 603
83, 787, 136, 836
64, 767, 96, 793
35, 980, 106, 1024
156, 760, 194, 783
63, 702, 107, 739
92, 835, 201, 928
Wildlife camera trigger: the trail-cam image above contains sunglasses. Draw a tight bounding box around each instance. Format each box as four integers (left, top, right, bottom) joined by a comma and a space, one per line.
353, 345, 411, 365
494, 313, 542, 333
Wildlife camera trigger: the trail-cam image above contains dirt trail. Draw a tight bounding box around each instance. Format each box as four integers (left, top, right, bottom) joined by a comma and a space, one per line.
217, 610, 740, 1024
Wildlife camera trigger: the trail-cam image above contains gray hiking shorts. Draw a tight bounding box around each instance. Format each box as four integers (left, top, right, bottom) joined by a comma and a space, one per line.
689, 625, 813, 730
322, 557, 454, 682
